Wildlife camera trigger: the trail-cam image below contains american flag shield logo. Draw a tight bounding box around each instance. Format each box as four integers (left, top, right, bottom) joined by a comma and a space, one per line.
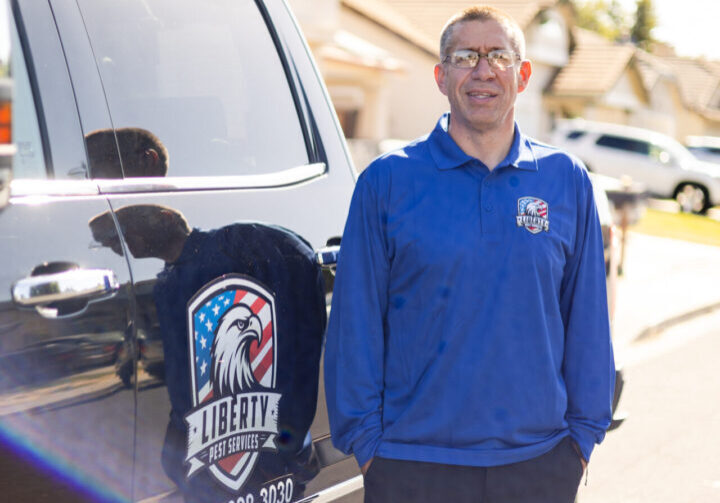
516, 197, 550, 234
184, 275, 281, 492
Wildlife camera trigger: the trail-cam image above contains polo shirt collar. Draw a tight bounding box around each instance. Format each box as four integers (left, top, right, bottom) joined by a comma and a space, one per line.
428, 113, 538, 171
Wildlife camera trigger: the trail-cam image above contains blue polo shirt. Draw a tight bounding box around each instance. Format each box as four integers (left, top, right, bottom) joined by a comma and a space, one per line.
325, 114, 615, 469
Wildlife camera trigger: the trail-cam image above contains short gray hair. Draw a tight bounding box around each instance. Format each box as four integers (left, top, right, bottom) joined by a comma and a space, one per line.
439, 5, 526, 61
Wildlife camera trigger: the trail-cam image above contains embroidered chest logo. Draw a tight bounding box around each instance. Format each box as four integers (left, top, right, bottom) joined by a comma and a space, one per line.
516, 197, 550, 234
184, 275, 280, 492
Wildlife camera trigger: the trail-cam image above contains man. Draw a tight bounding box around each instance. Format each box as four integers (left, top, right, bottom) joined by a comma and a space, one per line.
324, 5, 615, 503
85, 127, 169, 178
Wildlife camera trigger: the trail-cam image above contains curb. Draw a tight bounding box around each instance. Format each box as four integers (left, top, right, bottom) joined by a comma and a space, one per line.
633, 301, 720, 343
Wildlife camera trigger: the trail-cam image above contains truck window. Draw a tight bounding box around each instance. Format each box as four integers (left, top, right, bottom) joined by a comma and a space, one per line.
76, 0, 309, 179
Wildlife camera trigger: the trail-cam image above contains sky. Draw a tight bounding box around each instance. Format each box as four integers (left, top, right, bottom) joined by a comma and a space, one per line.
600, 0, 720, 60
652, 0, 720, 60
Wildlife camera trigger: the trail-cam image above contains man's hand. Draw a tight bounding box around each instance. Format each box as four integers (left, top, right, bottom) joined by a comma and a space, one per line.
361, 458, 374, 476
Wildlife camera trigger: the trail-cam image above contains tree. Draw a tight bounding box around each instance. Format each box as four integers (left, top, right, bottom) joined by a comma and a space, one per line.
631, 0, 657, 49
572, 0, 630, 42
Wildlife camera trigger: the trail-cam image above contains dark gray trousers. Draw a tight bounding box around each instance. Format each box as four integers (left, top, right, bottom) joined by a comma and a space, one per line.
363, 436, 584, 503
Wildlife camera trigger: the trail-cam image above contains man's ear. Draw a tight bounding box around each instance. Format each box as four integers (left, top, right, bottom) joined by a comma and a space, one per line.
517, 60, 532, 93
434, 63, 449, 96
143, 148, 164, 176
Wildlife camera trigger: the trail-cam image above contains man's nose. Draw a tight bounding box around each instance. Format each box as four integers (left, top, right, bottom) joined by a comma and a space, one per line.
471, 57, 495, 79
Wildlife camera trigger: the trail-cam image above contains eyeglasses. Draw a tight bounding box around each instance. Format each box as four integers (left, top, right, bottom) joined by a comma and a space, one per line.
443, 49, 519, 71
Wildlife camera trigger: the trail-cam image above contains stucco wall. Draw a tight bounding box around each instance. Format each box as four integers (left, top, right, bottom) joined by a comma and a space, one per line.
338, 7, 449, 141
517, 62, 556, 141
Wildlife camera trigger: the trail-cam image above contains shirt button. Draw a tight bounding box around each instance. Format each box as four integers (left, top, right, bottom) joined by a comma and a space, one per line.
483, 179, 491, 187
485, 204, 493, 212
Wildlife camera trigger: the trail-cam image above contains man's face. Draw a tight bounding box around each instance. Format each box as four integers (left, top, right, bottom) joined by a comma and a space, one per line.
435, 19, 531, 136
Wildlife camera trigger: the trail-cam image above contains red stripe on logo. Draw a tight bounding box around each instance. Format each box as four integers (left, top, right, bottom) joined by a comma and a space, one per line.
253, 349, 274, 383
218, 452, 245, 474
250, 320, 273, 361
250, 297, 266, 314
233, 290, 247, 305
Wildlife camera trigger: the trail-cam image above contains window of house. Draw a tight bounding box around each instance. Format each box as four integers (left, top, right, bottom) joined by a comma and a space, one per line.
336, 109, 359, 139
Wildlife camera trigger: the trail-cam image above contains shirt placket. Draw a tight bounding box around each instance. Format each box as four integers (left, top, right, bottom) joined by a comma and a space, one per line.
479, 168, 502, 241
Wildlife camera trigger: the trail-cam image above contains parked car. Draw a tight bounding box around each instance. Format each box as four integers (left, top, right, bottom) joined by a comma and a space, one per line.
551, 119, 720, 213
0, 1, 361, 502
685, 135, 720, 166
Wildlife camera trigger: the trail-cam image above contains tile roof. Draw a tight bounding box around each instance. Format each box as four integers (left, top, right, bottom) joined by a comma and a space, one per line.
660, 56, 720, 112
341, 0, 438, 55
318, 30, 407, 71
549, 28, 635, 97
341, 0, 556, 57
633, 49, 675, 93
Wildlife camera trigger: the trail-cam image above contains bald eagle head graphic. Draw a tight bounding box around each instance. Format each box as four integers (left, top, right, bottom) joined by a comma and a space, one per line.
210, 304, 263, 396
525, 201, 541, 216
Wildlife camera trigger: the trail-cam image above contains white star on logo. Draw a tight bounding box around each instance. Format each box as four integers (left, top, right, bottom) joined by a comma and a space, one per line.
200, 336, 207, 349
205, 320, 213, 332
199, 312, 205, 322
194, 331, 198, 340
200, 360, 207, 375
212, 304, 220, 316
224, 298, 230, 306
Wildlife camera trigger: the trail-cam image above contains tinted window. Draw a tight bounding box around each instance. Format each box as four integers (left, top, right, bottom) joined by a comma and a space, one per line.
566, 130, 586, 140
689, 146, 720, 155
596, 135, 650, 155
76, 0, 309, 179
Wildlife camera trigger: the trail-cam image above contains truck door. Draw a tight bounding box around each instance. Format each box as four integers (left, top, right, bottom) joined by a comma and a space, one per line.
53, 0, 357, 501
0, 1, 135, 501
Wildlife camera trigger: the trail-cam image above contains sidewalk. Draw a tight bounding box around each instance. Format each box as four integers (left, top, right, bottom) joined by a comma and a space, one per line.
612, 231, 720, 352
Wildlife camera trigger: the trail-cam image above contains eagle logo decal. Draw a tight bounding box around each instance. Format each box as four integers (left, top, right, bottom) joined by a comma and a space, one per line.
516, 197, 550, 234
184, 275, 281, 492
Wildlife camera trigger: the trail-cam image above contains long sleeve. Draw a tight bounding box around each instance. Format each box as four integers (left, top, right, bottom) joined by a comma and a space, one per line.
324, 169, 389, 467
560, 166, 616, 461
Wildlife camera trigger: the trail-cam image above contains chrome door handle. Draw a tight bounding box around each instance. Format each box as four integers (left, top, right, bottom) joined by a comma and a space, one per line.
12, 268, 120, 307
315, 245, 340, 269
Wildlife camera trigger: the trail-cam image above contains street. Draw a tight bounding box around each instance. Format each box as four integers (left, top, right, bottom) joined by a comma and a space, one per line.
577, 309, 720, 502
611, 232, 720, 350
574, 230, 720, 502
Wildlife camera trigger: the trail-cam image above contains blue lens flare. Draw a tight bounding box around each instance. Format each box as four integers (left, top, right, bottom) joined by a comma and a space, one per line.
0, 414, 128, 502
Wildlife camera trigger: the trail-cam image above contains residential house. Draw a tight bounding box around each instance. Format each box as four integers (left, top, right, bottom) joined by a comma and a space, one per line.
547, 28, 676, 134
658, 56, 720, 139
546, 26, 720, 141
